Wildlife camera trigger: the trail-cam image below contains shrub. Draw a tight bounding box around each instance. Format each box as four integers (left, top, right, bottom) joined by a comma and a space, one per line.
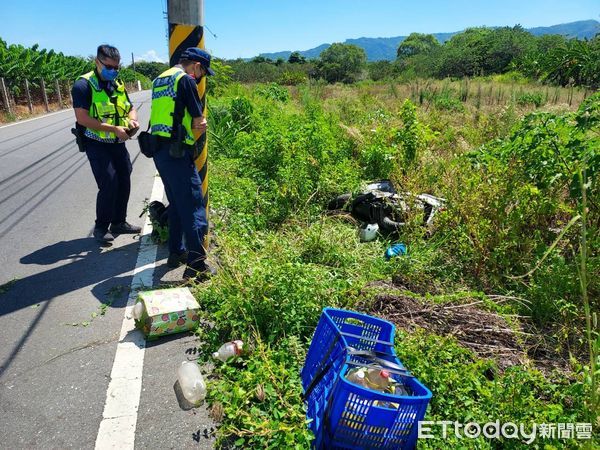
516, 91, 544, 107
256, 83, 290, 102
277, 71, 307, 86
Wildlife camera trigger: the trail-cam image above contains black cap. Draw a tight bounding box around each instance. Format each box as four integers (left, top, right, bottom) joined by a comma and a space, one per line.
180, 47, 215, 76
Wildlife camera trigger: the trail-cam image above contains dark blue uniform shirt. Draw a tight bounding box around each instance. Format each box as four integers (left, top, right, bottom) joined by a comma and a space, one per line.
176, 72, 203, 118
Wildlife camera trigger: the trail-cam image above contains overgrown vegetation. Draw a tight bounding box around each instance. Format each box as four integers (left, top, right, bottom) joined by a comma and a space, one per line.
190, 73, 598, 448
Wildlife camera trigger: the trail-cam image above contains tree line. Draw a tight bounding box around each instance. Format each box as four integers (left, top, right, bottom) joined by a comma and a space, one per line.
0, 38, 159, 94
395, 26, 599, 87
223, 26, 600, 88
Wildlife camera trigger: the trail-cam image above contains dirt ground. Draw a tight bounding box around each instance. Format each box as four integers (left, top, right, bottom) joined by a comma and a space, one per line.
366, 280, 571, 375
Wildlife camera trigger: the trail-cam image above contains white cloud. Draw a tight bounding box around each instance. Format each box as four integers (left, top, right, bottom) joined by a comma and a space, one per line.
135, 50, 167, 63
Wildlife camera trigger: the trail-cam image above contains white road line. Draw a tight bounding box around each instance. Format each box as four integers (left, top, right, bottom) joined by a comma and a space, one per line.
0, 108, 72, 129
95, 173, 164, 450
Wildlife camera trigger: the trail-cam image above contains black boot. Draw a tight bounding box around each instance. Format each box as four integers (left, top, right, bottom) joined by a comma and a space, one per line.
182, 259, 215, 282
110, 221, 142, 234
93, 227, 115, 244
167, 251, 188, 268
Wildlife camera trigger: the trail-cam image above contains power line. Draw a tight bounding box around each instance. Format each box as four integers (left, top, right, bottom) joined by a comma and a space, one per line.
204, 25, 217, 39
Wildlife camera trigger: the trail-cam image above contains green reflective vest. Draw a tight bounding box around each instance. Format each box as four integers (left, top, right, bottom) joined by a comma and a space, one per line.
78, 71, 132, 143
150, 67, 195, 146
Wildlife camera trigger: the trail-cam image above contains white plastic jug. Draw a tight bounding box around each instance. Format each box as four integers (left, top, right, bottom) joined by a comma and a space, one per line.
177, 361, 206, 405
132, 301, 145, 320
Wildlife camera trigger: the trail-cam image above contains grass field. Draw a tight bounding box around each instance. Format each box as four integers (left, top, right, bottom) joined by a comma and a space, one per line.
192, 78, 598, 449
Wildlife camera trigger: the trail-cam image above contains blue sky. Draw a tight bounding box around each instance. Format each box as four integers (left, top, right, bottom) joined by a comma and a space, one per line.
2, 0, 598, 62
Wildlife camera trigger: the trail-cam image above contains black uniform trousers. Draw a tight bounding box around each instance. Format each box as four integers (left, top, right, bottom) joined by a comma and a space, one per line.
85, 138, 132, 230
153, 140, 207, 267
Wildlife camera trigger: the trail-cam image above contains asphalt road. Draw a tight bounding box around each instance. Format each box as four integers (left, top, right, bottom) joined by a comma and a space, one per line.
0, 90, 215, 449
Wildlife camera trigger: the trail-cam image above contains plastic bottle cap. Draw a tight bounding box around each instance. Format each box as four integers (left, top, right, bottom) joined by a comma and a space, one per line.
356, 370, 365, 379
212, 352, 219, 358
380, 370, 390, 379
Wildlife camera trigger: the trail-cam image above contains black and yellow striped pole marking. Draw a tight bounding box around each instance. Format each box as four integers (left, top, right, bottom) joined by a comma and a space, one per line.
167, 0, 209, 247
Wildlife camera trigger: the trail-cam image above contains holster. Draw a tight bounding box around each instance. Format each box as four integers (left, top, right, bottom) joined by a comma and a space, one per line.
71, 126, 87, 152
168, 123, 188, 159
138, 130, 159, 158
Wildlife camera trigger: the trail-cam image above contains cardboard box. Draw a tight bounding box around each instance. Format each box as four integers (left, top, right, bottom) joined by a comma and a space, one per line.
135, 287, 200, 340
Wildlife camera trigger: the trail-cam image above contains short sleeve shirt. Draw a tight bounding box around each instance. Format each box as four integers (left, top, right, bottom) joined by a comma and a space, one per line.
176, 73, 203, 118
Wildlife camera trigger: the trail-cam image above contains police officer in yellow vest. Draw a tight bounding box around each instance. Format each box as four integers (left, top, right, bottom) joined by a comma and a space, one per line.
72, 44, 142, 244
150, 47, 214, 281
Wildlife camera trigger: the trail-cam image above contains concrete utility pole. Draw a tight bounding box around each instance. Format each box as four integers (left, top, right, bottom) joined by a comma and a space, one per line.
167, 0, 209, 244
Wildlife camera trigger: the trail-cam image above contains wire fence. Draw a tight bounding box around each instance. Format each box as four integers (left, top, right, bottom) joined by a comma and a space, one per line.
0, 77, 141, 120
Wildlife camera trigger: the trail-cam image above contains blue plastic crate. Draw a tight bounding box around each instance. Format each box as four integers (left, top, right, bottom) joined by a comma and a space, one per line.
302, 308, 397, 390
301, 308, 398, 448
323, 365, 432, 450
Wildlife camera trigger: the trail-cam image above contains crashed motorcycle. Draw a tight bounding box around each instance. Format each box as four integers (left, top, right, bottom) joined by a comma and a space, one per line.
327, 180, 445, 240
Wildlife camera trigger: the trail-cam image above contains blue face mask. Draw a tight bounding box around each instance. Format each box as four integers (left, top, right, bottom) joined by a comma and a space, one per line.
101, 67, 119, 81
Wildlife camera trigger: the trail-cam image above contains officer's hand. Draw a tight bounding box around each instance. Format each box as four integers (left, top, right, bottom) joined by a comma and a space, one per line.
192, 116, 208, 135
114, 126, 131, 141
127, 120, 140, 137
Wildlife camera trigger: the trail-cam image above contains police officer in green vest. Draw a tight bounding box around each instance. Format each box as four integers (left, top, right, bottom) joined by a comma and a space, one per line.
150, 47, 214, 281
72, 44, 142, 244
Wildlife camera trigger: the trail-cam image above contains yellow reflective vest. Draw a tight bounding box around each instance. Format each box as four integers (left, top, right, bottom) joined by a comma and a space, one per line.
150, 67, 194, 146
79, 71, 132, 143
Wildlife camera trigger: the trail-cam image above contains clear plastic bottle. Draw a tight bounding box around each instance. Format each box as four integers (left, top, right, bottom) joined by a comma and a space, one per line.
366, 368, 391, 391
212, 340, 244, 362
177, 361, 206, 405
393, 382, 410, 397
346, 367, 367, 387
344, 367, 369, 428
132, 301, 145, 320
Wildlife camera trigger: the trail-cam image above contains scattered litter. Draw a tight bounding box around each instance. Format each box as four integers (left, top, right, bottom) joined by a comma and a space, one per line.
177, 361, 206, 406
132, 301, 145, 320
358, 223, 379, 242
213, 340, 244, 362
384, 243, 407, 260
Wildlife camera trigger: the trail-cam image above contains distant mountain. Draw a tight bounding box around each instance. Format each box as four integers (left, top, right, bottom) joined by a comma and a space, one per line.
344, 33, 457, 61
527, 19, 600, 39
258, 19, 600, 62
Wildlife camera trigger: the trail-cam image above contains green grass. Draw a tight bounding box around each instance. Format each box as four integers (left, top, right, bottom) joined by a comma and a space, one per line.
190, 81, 598, 448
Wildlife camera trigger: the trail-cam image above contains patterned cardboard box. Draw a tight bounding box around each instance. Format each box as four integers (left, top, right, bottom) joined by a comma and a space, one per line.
135, 287, 200, 340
